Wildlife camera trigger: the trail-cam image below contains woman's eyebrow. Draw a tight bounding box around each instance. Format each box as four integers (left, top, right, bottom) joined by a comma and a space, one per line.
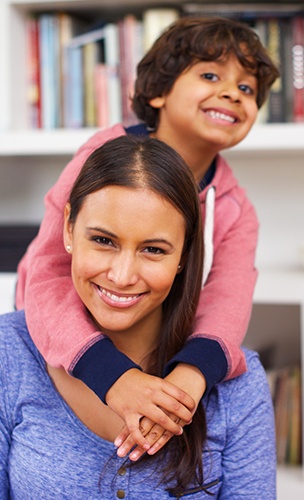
86, 226, 117, 238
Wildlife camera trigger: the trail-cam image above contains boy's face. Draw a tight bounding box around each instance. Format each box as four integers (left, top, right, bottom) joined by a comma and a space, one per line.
150, 54, 258, 158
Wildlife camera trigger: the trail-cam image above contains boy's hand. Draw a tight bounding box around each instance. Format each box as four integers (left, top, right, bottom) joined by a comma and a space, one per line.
105, 368, 195, 454
113, 364, 206, 460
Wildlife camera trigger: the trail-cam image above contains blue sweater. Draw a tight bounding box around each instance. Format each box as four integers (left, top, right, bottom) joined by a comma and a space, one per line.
0, 311, 276, 499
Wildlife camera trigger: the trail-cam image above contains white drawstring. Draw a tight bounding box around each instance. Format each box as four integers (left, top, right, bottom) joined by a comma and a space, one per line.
202, 186, 215, 287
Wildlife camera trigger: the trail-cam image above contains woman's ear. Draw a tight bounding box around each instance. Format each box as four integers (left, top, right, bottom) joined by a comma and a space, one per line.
177, 253, 187, 273
149, 96, 166, 109
63, 203, 73, 253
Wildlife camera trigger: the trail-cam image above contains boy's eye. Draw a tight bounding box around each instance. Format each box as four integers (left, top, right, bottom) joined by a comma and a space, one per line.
201, 72, 218, 82
239, 83, 255, 95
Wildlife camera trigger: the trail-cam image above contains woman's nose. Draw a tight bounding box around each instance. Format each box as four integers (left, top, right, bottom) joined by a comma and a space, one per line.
106, 252, 139, 288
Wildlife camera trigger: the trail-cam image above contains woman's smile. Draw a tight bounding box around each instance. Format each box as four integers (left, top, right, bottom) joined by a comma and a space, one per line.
64, 185, 186, 348
95, 284, 146, 308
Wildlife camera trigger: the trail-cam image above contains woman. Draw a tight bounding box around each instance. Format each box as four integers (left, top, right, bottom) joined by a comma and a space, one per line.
0, 136, 276, 498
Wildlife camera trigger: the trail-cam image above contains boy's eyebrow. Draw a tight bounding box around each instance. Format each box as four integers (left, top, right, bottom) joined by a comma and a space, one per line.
86, 227, 175, 248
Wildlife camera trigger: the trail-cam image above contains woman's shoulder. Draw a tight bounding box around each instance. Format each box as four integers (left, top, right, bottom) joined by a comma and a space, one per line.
222, 348, 269, 397
0, 310, 41, 370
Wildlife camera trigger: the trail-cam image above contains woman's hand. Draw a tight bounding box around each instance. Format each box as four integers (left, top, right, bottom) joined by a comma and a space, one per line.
105, 368, 195, 455
112, 364, 206, 460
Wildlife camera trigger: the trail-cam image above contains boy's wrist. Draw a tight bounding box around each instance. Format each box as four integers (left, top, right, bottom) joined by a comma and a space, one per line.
165, 363, 206, 405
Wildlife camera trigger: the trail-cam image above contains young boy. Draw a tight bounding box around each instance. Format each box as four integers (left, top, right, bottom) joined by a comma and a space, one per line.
16, 16, 279, 459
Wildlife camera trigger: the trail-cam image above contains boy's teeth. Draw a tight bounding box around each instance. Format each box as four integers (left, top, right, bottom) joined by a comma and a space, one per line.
100, 287, 139, 302
207, 110, 235, 123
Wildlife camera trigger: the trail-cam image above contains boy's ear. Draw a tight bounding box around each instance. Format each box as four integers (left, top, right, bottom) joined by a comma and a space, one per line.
149, 96, 166, 109
63, 203, 73, 251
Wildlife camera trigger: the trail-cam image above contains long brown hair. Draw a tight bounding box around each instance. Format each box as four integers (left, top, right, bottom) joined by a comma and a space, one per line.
132, 16, 280, 129
68, 135, 206, 494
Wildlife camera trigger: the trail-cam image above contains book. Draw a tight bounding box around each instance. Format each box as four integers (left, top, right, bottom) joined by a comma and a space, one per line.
83, 41, 100, 127
118, 15, 142, 126
65, 45, 83, 128
104, 23, 122, 126
266, 17, 288, 123
26, 16, 42, 128
94, 63, 109, 128
292, 16, 304, 122
58, 13, 87, 128
269, 364, 302, 465
142, 8, 179, 52
64, 25, 106, 128
39, 14, 60, 129
286, 366, 302, 464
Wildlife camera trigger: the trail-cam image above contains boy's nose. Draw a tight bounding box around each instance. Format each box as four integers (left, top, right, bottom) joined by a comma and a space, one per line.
219, 84, 241, 103
106, 252, 139, 288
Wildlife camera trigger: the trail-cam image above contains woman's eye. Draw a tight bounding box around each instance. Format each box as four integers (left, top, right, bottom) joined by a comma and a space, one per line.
239, 84, 255, 95
201, 73, 218, 82
92, 236, 113, 246
143, 246, 165, 255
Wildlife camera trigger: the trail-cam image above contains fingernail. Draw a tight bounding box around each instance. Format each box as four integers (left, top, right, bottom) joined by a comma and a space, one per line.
117, 447, 126, 457
130, 451, 140, 461
114, 437, 122, 447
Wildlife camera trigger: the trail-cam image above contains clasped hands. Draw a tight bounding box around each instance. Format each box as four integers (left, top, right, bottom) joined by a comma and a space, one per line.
105, 364, 206, 461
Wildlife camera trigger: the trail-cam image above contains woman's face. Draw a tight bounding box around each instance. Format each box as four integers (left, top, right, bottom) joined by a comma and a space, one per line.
64, 186, 186, 345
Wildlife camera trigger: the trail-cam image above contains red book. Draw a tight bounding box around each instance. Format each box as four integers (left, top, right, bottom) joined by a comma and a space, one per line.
292, 16, 304, 122
94, 64, 109, 129
118, 15, 141, 126
26, 16, 42, 128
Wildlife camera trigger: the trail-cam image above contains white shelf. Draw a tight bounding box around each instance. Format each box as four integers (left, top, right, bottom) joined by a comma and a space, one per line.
0, 128, 98, 156
1, 123, 304, 156
277, 466, 304, 499
254, 269, 304, 305
0, 273, 17, 314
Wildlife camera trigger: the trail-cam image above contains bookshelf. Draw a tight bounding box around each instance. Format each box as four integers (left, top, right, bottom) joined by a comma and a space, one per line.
1, 0, 304, 497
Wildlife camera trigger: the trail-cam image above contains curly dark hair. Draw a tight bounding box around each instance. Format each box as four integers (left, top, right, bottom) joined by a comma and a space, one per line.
132, 16, 280, 129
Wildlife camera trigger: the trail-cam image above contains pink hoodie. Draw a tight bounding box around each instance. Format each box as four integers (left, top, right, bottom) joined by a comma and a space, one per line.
16, 124, 258, 398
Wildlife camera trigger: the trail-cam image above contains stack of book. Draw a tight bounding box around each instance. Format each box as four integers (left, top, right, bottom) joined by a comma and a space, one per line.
267, 364, 302, 465
26, 8, 179, 130
26, 5, 304, 129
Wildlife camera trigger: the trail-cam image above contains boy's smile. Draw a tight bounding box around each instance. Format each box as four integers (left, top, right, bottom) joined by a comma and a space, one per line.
150, 54, 258, 179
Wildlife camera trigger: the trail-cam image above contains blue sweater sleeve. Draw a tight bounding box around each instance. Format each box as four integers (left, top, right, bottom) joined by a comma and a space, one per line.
72, 337, 142, 403
218, 350, 276, 499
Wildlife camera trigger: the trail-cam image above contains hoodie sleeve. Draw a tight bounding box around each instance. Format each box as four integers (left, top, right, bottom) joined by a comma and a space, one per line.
165, 157, 259, 391
15, 125, 142, 403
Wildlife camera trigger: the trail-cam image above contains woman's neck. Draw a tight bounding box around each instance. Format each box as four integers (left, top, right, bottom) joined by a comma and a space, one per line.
96, 308, 162, 370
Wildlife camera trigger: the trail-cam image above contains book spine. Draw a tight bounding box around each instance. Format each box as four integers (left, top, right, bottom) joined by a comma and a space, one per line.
26, 16, 42, 128
292, 16, 304, 122
104, 23, 122, 126
266, 18, 287, 123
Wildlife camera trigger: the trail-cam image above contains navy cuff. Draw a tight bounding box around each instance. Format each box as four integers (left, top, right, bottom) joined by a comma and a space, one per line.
72, 337, 142, 403
164, 337, 228, 395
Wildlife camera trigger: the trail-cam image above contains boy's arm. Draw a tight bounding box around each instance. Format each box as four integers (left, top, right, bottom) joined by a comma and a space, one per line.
165, 190, 259, 389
